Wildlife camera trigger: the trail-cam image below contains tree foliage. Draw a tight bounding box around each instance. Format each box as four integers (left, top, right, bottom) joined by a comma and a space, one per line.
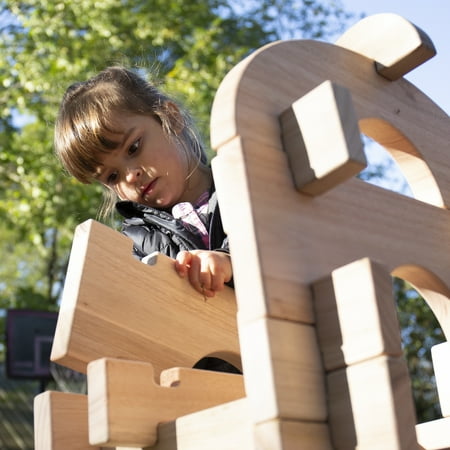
0, 0, 443, 424
0, 0, 351, 312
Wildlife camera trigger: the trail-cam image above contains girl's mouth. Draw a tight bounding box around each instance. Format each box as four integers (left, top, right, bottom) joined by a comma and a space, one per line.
142, 178, 158, 198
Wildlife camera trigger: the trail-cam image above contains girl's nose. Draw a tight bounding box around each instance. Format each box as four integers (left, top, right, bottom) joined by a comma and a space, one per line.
125, 167, 141, 183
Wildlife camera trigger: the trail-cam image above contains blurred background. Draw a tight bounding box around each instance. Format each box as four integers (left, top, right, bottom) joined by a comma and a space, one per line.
0, 1, 446, 448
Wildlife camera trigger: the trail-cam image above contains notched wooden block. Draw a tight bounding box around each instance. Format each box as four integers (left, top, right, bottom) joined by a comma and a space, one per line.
87, 357, 246, 447
280, 80, 366, 196
50, 219, 240, 376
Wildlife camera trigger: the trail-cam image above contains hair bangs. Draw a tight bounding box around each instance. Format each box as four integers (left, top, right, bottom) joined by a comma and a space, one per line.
55, 86, 124, 183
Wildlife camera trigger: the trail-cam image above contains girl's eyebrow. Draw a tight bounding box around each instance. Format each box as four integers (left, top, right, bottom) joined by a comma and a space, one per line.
120, 126, 137, 149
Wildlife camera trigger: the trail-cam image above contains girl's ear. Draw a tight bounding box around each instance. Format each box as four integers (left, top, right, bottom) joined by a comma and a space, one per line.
164, 101, 185, 135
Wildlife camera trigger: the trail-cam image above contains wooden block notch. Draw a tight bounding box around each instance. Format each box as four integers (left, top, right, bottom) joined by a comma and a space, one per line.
50, 220, 241, 376
279, 80, 366, 196
87, 357, 246, 447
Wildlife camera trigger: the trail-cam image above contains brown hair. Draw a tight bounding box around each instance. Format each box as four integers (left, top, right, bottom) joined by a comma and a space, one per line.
54, 66, 207, 216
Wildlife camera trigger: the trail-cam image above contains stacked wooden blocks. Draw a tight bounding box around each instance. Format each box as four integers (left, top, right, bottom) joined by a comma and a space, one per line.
34, 13, 450, 449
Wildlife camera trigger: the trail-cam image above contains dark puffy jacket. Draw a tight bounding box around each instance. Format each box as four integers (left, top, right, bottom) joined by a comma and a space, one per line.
115, 190, 229, 260
115, 190, 240, 374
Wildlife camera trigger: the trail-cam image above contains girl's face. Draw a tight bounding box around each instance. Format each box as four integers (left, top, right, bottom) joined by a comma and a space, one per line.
95, 113, 190, 208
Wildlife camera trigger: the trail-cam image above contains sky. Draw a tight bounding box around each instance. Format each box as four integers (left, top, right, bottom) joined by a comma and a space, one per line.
340, 0, 450, 115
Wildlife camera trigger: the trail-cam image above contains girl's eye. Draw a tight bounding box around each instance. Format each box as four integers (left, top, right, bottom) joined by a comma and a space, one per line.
128, 138, 140, 155
107, 172, 118, 185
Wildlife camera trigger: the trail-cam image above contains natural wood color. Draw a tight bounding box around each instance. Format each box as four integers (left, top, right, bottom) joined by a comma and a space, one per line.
152, 398, 254, 450
254, 419, 333, 450
335, 13, 436, 80
327, 355, 418, 449
431, 342, 450, 418
238, 316, 326, 423
33, 14, 450, 450
416, 417, 450, 450
279, 80, 366, 195
87, 357, 245, 447
210, 19, 448, 448
313, 258, 403, 371
50, 219, 240, 376
34, 391, 98, 450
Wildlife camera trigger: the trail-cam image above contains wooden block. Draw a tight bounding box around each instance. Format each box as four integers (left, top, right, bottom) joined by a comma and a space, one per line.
416, 417, 450, 450
87, 357, 245, 447
238, 316, 326, 423
335, 13, 436, 80
51, 219, 240, 376
254, 418, 333, 450
279, 80, 366, 196
152, 398, 255, 450
327, 355, 418, 449
431, 342, 450, 417
34, 391, 98, 450
313, 257, 403, 371
212, 143, 316, 324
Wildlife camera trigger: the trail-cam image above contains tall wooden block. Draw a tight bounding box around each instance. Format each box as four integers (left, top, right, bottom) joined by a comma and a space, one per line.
87, 357, 245, 447
51, 220, 240, 376
238, 317, 326, 423
327, 355, 418, 449
313, 257, 403, 371
431, 342, 450, 417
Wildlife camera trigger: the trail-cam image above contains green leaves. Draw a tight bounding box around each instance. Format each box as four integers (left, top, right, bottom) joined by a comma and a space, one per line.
0, 0, 351, 312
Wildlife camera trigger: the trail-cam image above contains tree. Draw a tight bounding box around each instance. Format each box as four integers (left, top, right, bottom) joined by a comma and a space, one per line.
0, 0, 352, 337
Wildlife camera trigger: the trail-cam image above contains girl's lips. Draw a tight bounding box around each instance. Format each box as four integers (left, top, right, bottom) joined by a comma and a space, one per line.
141, 178, 158, 198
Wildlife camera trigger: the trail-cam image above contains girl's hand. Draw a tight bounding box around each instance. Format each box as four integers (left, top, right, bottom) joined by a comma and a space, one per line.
175, 250, 232, 298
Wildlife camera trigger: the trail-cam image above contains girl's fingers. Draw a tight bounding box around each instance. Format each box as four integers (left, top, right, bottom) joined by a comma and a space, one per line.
175, 250, 232, 297
174, 251, 191, 278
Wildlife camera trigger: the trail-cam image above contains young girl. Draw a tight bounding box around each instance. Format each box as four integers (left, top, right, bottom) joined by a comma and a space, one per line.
54, 66, 232, 299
